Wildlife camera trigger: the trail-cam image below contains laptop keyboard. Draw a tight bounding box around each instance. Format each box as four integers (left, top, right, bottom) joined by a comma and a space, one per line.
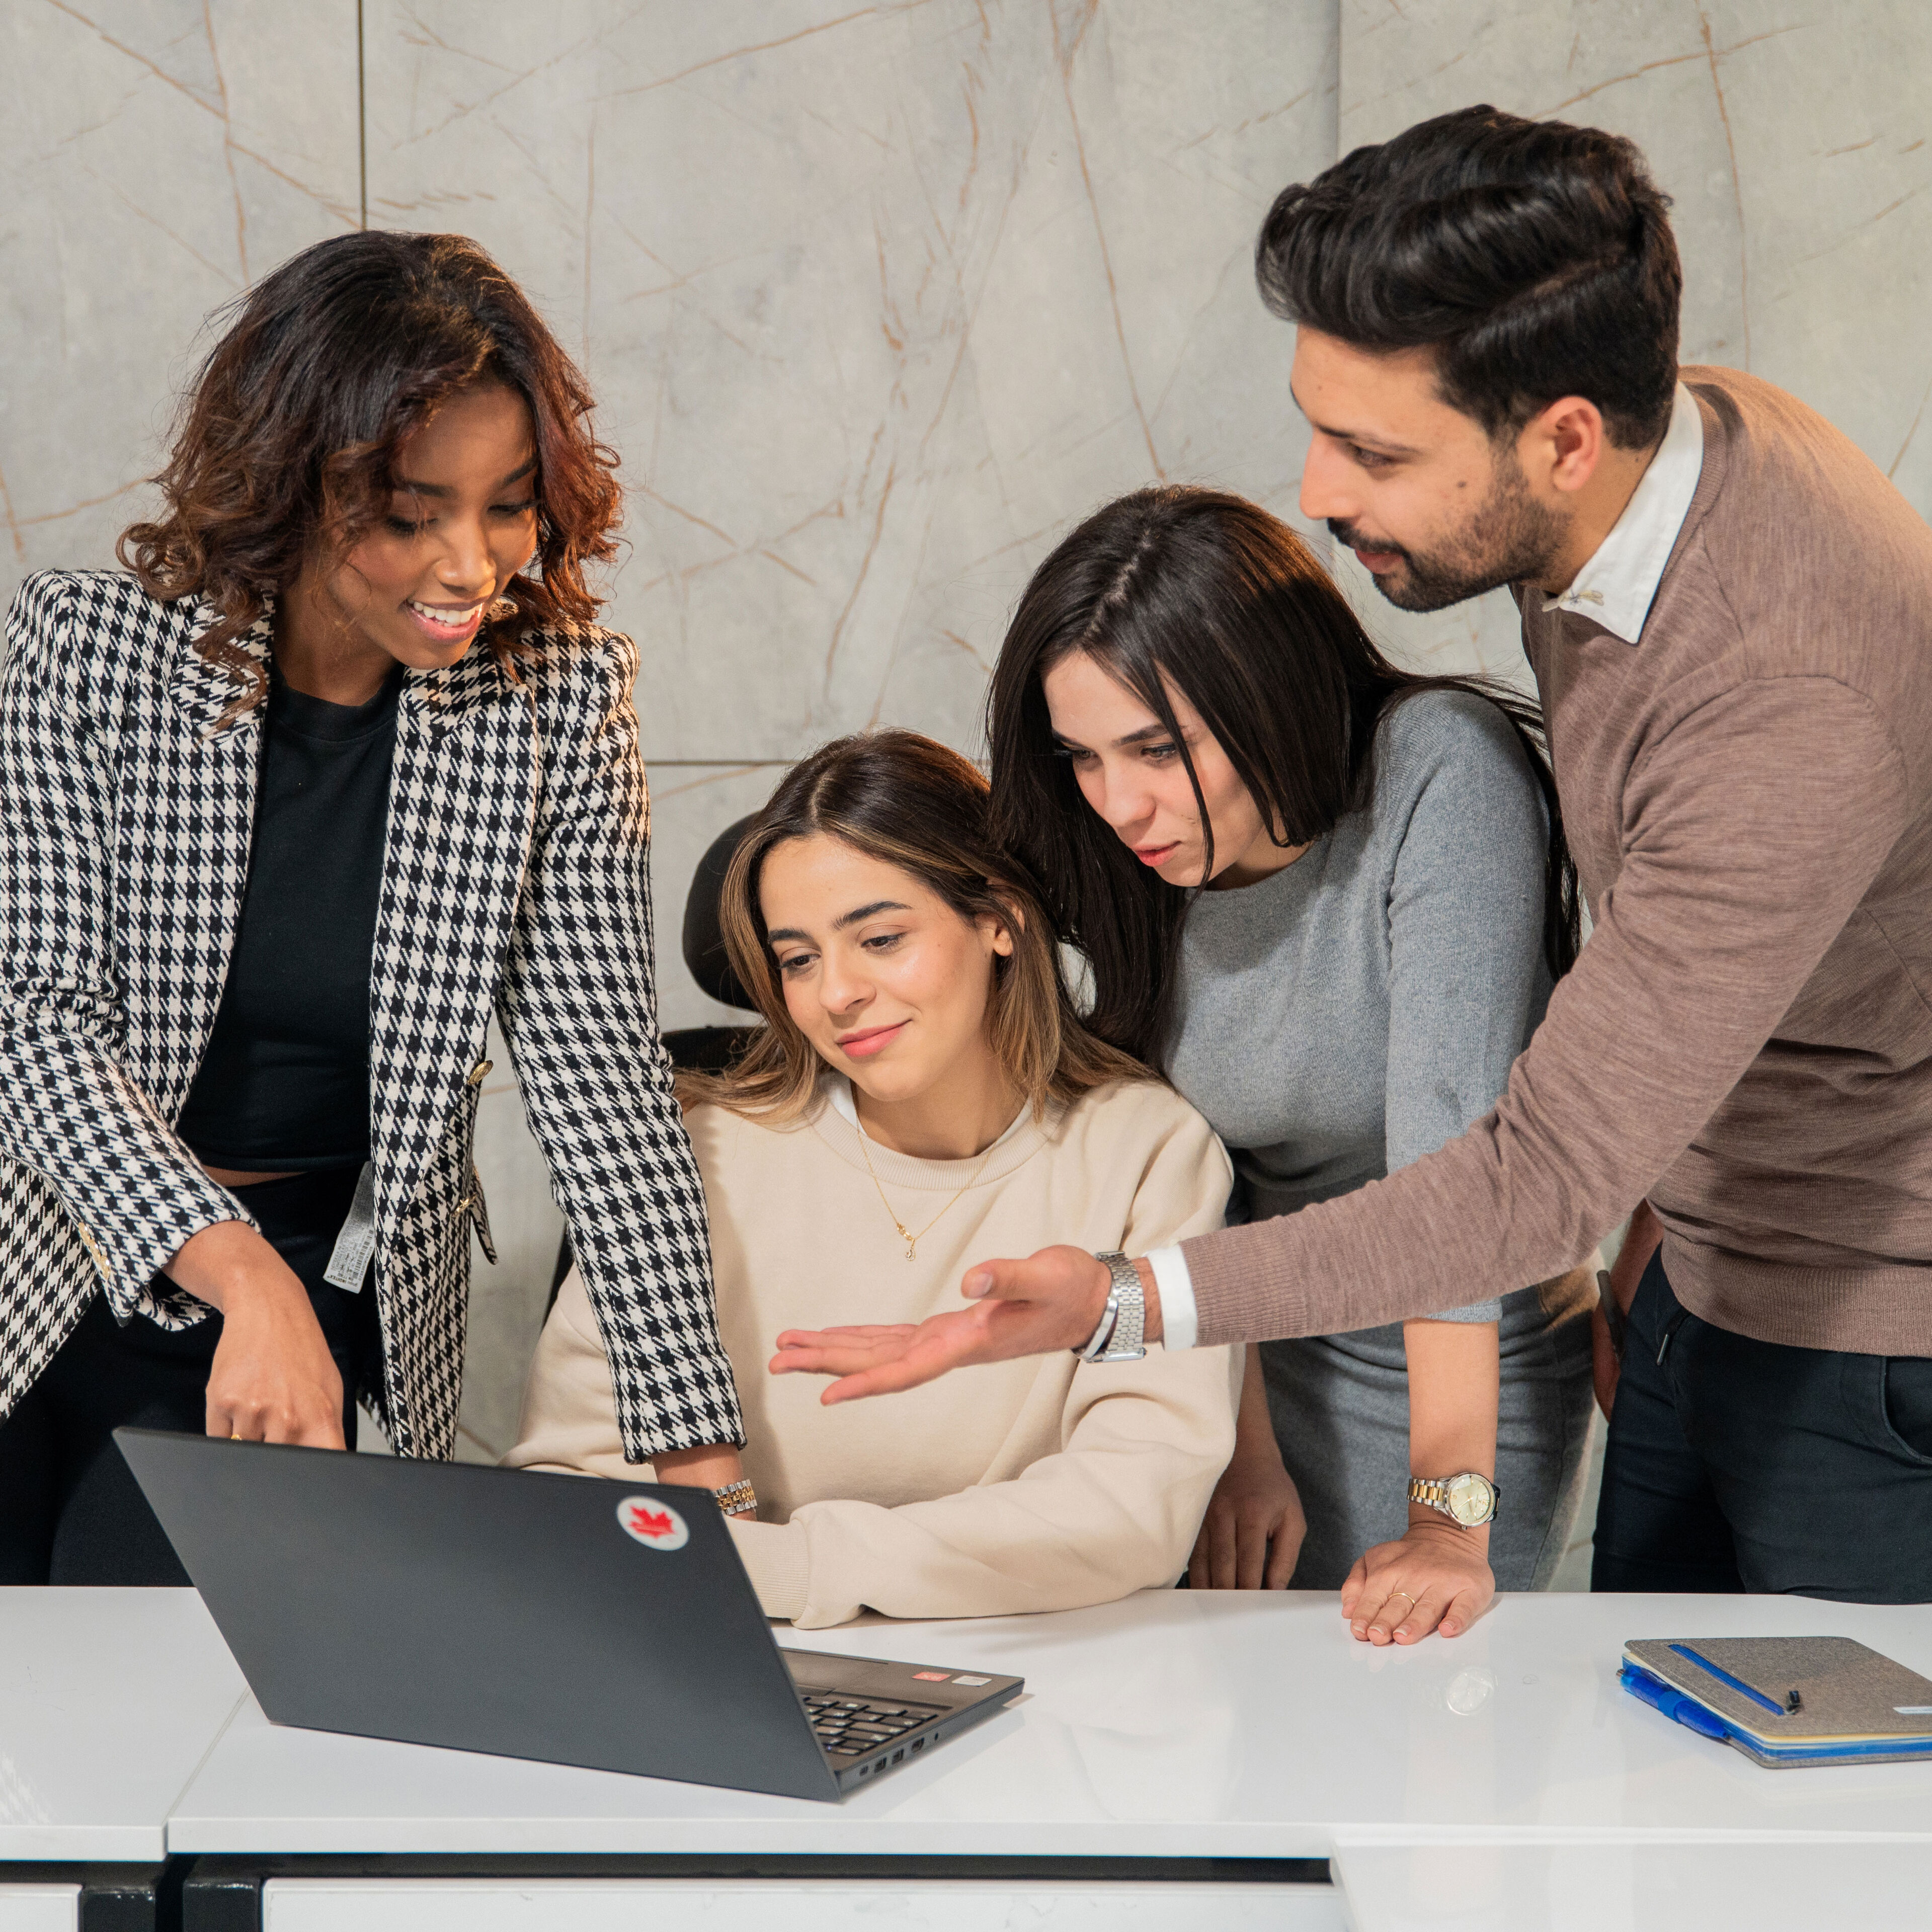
801, 1693, 945, 1759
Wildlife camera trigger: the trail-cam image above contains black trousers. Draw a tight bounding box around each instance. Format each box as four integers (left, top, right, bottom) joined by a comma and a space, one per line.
1592, 1248, 1932, 1600
0, 1167, 382, 1586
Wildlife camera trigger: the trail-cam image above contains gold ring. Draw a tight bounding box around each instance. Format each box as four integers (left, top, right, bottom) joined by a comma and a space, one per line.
1388, 1589, 1416, 1609
230, 1430, 242, 1440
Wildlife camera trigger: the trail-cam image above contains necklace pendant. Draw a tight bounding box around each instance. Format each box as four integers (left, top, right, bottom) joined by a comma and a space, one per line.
904, 1241, 918, 1261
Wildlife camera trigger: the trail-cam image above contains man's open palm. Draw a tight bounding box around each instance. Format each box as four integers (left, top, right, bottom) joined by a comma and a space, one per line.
770, 1244, 1112, 1402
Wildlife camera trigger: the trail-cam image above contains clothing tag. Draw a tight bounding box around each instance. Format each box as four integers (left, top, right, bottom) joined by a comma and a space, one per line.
321, 1162, 377, 1292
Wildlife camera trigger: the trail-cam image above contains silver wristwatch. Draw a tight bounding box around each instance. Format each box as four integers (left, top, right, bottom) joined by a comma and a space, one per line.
1408, 1472, 1499, 1527
1072, 1251, 1146, 1363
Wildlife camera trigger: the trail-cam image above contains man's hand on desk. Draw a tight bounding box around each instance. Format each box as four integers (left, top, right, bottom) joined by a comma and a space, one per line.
1341, 1522, 1495, 1645
770, 1245, 1144, 1402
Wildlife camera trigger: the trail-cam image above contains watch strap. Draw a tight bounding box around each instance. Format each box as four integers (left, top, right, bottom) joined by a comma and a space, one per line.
1074, 1252, 1147, 1362
1407, 1473, 1499, 1525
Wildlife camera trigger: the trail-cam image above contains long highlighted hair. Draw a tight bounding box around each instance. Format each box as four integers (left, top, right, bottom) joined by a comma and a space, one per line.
682, 730, 1148, 1124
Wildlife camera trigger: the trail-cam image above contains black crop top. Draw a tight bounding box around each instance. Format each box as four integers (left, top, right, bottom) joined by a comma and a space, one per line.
176, 664, 400, 1171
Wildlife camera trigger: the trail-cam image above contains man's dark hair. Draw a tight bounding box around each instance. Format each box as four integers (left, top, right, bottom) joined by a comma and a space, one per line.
1257, 106, 1682, 449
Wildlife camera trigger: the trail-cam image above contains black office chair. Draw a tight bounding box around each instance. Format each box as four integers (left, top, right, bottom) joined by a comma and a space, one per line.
549, 813, 764, 1307
661, 809, 763, 1072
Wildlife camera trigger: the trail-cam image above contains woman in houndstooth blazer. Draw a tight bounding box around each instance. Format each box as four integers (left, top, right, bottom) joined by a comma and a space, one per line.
0, 233, 744, 1584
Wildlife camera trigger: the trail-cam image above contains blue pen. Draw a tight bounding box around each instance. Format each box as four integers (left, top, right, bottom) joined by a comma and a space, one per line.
1666, 1645, 1789, 1716
1619, 1663, 1730, 1741
1619, 1660, 1932, 1765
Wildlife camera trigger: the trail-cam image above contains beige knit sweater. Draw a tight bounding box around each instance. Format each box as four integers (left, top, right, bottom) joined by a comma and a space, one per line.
508, 1076, 1241, 1628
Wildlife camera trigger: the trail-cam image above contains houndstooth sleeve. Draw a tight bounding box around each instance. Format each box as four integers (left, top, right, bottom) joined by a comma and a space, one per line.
494, 627, 744, 1461
0, 573, 247, 1317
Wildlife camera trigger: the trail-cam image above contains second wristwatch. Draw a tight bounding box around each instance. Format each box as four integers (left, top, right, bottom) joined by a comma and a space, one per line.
1407, 1472, 1499, 1527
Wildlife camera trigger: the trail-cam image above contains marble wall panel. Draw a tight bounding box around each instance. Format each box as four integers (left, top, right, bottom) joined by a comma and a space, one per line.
360, 0, 1341, 1421
1332, 0, 1932, 682
361, 0, 1338, 763
0, 1, 360, 622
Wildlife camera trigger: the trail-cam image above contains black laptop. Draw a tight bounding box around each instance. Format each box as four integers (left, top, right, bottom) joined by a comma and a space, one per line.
115, 1427, 1022, 1802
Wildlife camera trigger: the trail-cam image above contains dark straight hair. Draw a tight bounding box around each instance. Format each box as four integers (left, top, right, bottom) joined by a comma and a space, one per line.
1256, 105, 1682, 450
986, 486, 1579, 1064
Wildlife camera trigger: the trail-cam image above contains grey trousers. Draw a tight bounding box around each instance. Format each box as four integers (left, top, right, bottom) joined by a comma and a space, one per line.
1258, 1287, 1596, 1591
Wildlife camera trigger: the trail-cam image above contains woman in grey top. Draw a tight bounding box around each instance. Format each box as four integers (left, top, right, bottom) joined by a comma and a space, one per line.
985, 486, 1597, 1643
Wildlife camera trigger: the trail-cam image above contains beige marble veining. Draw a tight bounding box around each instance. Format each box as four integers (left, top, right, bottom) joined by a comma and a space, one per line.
0, 1, 359, 622
1333, 0, 1932, 684
361, 0, 1337, 763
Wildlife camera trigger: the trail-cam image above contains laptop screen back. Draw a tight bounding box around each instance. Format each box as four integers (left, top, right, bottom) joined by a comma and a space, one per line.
115, 1428, 838, 1800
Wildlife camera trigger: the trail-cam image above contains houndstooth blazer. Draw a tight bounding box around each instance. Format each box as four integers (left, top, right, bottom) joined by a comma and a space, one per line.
0, 569, 742, 1462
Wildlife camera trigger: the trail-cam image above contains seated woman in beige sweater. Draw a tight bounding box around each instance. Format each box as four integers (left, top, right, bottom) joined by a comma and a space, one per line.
509, 729, 1241, 1629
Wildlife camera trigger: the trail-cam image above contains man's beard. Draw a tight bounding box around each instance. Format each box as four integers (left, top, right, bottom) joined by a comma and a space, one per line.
1329, 451, 1566, 613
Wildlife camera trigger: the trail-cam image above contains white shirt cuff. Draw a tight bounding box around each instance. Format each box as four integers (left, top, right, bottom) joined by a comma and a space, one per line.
1145, 1246, 1198, 1351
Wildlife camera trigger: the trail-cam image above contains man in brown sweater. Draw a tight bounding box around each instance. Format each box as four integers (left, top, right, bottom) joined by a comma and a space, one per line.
776, 107, 1932, 1606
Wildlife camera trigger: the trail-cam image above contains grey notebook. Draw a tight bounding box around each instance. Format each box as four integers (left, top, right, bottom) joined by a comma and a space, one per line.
1625, 1636, 1932, 1765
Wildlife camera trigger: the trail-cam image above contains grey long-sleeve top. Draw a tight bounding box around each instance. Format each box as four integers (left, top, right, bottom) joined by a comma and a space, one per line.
1165, 690, 1558, 1350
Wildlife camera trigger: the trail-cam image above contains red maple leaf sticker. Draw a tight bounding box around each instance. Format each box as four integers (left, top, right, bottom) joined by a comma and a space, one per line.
615, 1493, 689, 1550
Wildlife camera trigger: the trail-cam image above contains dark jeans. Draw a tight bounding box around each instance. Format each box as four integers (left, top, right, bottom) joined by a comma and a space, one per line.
0, 1167, 382, 1586
1592, 1248, 1932, 1600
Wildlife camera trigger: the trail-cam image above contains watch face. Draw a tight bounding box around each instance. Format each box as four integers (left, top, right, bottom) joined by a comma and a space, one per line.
1445, 1473, 1495, 1526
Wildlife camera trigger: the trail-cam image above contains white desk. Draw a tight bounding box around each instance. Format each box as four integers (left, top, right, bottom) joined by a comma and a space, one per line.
155, 1588, 1932, 1929
5, 1587, 1926, 1929
1333, 1842, 1932, 1930
168, 1589, 1932, 1858
0, 1590, 246, 1866
0, 1589, 249, 1932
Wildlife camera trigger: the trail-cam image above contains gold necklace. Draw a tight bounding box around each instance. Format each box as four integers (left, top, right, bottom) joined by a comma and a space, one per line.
853, 1121, 999, 1261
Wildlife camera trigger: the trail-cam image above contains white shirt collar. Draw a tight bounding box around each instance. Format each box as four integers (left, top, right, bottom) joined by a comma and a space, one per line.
1542, 382, 1704, 645
825, 1073, 1029, 1153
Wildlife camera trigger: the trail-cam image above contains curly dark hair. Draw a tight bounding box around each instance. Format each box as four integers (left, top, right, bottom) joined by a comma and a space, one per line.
119, 231, 621, 712
1256, 106, 1682, 450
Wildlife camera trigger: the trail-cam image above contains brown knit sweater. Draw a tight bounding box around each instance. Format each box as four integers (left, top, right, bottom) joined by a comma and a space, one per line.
1184, 367, 1932, 1356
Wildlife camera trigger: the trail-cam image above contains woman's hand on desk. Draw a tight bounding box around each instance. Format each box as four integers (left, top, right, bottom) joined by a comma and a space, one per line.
1191, 1344, 1306, 1588
1341, 1522, 1495, 1645
1189, 1447, 1306, 1589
